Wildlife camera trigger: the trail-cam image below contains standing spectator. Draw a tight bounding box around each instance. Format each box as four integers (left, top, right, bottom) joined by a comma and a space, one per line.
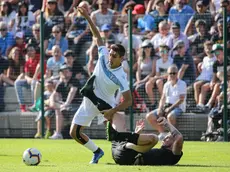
146, 65, 187, 140
189, 20, 211, 67
0, 21, 15, 56
15, 1, 35, 37
168, 22, 189, 56
46, 25, 68, 56
145, 44, 173, 109
172, 40, 196, 86
0, 1, 16, 32
168, 0, 194, 32
184, 0, 213, 36
7, 47, 24, 82
49, 64, 82, 139
44, 0, 64, 40
91, 0, 117, 30
150, 20, 171, 55
194, 41, 216, 108
14, 45, 39, 112
34, 80, 55, 139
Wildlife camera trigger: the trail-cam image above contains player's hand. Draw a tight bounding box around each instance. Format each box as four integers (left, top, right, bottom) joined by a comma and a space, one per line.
135, 119, 145, 134
101, 109, 116, 121
77, 6, 88, 18
157, 117, 167, 126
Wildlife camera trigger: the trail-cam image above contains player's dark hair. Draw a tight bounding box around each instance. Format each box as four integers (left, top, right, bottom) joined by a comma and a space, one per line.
111, 44, 126, 57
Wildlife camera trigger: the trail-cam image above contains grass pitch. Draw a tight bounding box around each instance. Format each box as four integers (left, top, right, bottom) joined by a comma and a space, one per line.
0, 139, 230, 172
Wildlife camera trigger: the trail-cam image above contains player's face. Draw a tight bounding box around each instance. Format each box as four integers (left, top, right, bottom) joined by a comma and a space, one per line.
109, 49, 122, 69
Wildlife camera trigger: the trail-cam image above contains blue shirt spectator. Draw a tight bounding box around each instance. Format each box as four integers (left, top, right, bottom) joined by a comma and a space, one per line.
0, 23, 15, 56
168, 4, 194, 32
47, 37, 68, 55
47, 55, 65, 78
137, 14, 155, 33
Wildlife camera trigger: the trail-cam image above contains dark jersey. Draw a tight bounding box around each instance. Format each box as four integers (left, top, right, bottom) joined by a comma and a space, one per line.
142, 146, 183, 165
111, 141, 183, 166
213, 60, 230, 74
56, 77, 82, 104
112, 141, 139, 165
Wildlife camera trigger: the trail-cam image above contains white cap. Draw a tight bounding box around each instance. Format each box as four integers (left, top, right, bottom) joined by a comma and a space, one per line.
15, 32, 24, 39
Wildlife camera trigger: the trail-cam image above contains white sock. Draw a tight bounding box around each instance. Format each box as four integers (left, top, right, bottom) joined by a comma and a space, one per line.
84, 139, 98, 152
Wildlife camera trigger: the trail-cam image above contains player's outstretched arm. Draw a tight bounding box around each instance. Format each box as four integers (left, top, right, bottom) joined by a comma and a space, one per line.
77, 7, 103, 47
158, 117, 183, 155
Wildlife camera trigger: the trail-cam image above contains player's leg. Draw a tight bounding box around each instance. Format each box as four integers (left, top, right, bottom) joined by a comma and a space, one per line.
108, 112, 158, 146
69, 97, 104, 164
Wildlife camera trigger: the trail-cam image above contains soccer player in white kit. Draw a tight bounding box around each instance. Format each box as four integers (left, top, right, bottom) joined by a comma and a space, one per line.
69, 7, 132, 164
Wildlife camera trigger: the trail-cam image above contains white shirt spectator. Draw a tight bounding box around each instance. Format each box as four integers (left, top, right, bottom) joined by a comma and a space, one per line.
163, 79, 187, 112
150, 33, 171, 55
196, 56, 217, 81
156, 57, 173, 75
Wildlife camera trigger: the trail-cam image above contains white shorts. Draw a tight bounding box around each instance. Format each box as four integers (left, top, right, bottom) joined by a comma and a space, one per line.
72, 97, 106, 127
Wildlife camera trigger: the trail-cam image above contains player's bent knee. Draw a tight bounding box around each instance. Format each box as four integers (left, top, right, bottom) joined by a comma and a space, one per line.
146, 112, 157, 122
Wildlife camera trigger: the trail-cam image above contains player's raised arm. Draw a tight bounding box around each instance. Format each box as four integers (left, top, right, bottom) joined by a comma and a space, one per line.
77, 7, 104, 47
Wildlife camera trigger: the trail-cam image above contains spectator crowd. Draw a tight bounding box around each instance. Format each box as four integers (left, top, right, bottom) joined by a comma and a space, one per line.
0, 0, 229, 140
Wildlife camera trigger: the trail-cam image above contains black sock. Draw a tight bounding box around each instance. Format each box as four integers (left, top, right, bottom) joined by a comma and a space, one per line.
93, 148, 101, 154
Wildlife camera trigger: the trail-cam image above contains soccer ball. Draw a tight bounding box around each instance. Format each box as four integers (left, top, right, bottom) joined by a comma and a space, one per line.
23, 148, 42, 166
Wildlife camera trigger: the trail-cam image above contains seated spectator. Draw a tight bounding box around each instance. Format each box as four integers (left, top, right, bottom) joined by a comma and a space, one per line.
168, 0, 194, 32
117, 23, 142, 58
0, 1, 16, 32
100, 24, 116, 44
198, 44, 229, 111
0, 21, 15, 56
34, 80, 55, 139
46, 45, 65, 80
211, 19, 224, 44
134, 39, 156, 95
27, 23, 41, 55
64, 50, 88, 85
189, 20, 211, 67
91, 0, 117, 30
15, 1, 35, 38
66, 1, 91, 56
194, 41, 216, 108
184, 0, 213, 36
13, 32, 26, 58
49, 64, 82, 139
150, 20, 171, 55
44, 0, 64, 40
7, 47, 24, 82
145, 44, 173, 109
46, 25, 68, 56
14, 44, 39, 112
146, 65, 187, 140
0, 54, 14, 86
148, 0, 168, 33
168, 22, 189, 56
172, 40, 196, 86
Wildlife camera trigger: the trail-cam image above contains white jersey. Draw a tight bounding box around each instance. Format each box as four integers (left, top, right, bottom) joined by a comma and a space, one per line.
156, 57, 173, 75
163, 79, 187, 112
92, 46, 129, 107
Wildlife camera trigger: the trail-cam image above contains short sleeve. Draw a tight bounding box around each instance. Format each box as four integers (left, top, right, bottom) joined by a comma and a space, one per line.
98, 46, 109, 63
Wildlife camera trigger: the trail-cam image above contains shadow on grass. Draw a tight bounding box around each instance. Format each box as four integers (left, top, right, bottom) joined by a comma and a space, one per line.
177, 164, 230, 168
106, 163, 230, 168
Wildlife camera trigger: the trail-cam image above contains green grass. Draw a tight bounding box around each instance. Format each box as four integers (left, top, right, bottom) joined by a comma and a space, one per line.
0, 139, 230, 172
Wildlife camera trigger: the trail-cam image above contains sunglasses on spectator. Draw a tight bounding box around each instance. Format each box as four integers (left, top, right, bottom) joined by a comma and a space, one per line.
214, 51, 220, 55
0, 28, 6, 31
33, 29, 40, 32
52, 31, 60, 33
143, 46, 151, 49
160, 50, 168, 54
177, 46, 184, 49
168, 72, 177, 75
